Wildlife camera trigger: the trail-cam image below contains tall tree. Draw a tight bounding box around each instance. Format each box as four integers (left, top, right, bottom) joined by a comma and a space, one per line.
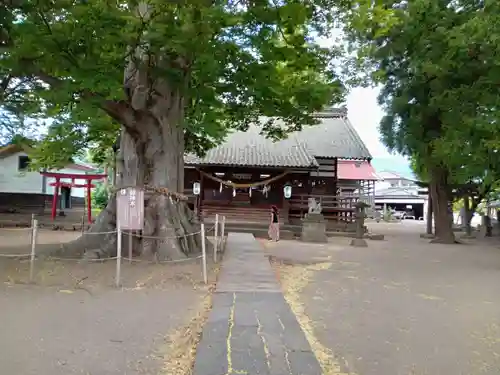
340, 0, 500, 243
2, 0, 351, 258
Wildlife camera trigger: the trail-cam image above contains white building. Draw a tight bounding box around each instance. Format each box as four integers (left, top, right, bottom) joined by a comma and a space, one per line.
0, 143, 101, 214
374, 171, 428, 219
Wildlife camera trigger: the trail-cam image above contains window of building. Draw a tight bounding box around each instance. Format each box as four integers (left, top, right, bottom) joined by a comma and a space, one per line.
18, 155, 30, 171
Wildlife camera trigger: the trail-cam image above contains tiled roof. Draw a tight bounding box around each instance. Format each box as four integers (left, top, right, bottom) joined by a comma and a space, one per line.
184, 124, 318, 168
375, 186, 421, 198
184, 108, 371, 168
295, 109, 371, 160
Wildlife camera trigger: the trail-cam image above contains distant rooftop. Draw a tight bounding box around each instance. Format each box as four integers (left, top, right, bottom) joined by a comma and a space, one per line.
377, 171, 414, 180
371, 157, 415, 180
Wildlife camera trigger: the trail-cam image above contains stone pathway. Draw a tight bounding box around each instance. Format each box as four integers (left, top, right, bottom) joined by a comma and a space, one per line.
193, 233, 321, 375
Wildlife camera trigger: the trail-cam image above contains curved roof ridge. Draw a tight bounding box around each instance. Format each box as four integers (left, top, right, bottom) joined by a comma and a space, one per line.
314, 106, 348, 119
341, 116, 372, 160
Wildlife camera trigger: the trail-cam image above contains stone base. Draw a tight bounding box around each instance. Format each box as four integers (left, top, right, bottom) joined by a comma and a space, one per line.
460, 233, 476, 239
368, 233, 385, 241
350, 238, 368, 247
419, 233, 435, 239
301, 214, 328, 243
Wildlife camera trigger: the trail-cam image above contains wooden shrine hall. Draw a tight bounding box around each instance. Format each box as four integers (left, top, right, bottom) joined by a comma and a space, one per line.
183, 107, 378, 231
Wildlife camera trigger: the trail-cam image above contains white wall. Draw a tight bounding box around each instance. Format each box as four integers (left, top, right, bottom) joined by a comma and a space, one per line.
0, 152, 44, 194
0, 151, 99, 198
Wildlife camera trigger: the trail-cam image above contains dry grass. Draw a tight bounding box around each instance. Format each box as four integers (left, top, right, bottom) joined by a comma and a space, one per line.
0, 229, 220, 290
159, 265, 220, 375
1, 257, 214, 291
272, 258, 357, 375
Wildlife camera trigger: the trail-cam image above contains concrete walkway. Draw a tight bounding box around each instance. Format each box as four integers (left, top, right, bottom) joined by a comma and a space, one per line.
193, 233, 321, 375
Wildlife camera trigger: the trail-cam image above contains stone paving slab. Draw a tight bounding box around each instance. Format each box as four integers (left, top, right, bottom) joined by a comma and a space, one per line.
193, 233, 321, 375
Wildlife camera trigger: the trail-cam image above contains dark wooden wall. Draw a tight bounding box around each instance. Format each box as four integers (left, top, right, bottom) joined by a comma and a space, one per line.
0, 193, 85, 214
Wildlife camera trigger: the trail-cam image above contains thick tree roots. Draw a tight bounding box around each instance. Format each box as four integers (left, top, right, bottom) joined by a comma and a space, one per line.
50, 198, 211, 260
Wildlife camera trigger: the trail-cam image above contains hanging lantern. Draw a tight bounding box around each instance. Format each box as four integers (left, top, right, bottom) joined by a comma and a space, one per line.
219, 182, 223, 193
232, 188, 236, 197
193, 182, 201, 195
249, 187, 252, 197
283, 185, 292, 199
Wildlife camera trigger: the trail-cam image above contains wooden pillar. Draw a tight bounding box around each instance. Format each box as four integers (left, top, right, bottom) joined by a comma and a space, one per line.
51, 178, 60, 220
281, 176, 289, 223
198, 170, 204, 220
86, 179, 92, 223
332, 158, 338, 195
302, 175, 311, 218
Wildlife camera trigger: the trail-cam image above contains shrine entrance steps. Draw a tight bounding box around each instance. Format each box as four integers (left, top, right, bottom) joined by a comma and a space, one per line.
201, 204, 272, 224
193, 232, 322, 375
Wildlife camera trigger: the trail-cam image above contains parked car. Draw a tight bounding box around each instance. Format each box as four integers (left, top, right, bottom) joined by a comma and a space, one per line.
392, 211, 406, 220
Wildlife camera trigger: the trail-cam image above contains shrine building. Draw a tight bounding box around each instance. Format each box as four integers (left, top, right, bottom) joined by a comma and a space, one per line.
183, 107, 378, 231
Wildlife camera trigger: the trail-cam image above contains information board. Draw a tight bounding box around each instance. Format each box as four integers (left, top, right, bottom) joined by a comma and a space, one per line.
116, 187, 144, 230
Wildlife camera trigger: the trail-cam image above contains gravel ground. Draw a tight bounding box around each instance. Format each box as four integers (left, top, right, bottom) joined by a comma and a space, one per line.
266, 222, 500, 375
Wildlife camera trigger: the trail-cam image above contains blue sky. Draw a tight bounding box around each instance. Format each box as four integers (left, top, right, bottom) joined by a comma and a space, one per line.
345, 86, 412, 177
316, 33, 413, 177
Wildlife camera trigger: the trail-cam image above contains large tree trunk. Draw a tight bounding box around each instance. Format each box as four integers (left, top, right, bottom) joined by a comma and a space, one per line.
52, 86, 207, 260
429, 166, 456, 244
426, 194, 433, 235
50, 2, 211, 260
54, 119, 203, 260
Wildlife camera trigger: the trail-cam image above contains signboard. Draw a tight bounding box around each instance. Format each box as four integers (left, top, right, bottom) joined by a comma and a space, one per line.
116, 187, 144, 230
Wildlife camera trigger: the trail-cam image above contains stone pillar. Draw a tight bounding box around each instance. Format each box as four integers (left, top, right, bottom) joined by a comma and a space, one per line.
350, 201, 369, 247
480, 215, 492, 237
301, 213, 328, 243
420, 194, 434, 239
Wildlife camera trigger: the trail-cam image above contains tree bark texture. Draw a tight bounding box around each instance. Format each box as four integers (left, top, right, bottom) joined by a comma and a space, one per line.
52, 41, 207, 260
429, 166, 456, 244
55, 116, 204, 260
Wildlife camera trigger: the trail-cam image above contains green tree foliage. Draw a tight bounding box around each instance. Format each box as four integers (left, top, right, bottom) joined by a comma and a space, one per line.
340, 0, 500, 243
92, 183, 109, 210
1, 0, 346, 163
2, 0, 372, 258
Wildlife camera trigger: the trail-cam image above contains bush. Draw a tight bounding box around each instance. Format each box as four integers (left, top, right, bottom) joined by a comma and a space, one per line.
92, 183, 109, 209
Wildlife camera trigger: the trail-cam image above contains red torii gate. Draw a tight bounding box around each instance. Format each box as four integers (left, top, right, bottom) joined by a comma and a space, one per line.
40, 171, 107, 223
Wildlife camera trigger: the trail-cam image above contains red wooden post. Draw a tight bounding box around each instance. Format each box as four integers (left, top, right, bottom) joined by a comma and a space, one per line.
51, 178, 60, 220
41, 172, 107, 222
86, 178, 92, 223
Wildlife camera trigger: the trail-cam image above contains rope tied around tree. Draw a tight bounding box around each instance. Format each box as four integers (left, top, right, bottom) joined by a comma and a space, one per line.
110, 184, 188, 201
196, 169, 290, 188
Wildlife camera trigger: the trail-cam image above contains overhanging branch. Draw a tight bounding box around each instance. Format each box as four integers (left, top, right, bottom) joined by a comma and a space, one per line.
18, 60, 142, 136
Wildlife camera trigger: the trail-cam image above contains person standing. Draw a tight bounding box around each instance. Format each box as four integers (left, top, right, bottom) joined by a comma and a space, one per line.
268, 205, 280, 241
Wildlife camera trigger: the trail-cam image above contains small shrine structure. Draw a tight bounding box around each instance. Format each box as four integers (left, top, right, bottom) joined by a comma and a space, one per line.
40, 171, 107, 223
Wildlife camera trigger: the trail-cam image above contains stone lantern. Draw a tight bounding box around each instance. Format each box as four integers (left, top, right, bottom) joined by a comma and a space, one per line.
350, 201, 370, 247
